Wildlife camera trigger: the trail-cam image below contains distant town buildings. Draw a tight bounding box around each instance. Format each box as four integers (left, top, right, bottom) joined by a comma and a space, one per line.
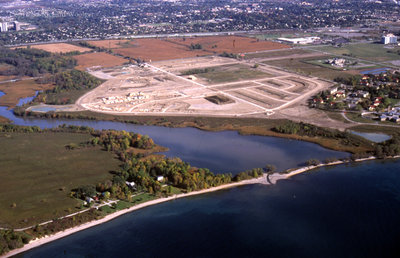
0, 21, 22, 32
381, 34, 398, 44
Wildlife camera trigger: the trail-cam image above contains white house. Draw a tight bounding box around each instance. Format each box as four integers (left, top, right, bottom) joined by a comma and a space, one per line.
126, 181, 136, 189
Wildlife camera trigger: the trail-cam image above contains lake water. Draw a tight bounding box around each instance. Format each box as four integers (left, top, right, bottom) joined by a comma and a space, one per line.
360, 67, 391, 75
20, 160, 400, 258
16, 91, 39, 107
351, 130, 391, 143
0, 93, 348, 173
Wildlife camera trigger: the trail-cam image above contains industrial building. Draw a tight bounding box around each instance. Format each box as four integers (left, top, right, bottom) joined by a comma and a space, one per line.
277, 36, 320, 45
0, 22, 8, 32
0, 21, 22, 32
381, 34, 398, 44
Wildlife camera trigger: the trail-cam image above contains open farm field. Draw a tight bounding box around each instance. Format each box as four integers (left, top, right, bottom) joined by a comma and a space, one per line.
313, 43, 400, 62
0, 132, 121, 228
264, 57, 357, 80
112, 38, 209, 61
13, 43, 91, 54
94, 36, 289, 62
74, 52, 127, 71
166, 36, 290, 54
0, 79, 53, 108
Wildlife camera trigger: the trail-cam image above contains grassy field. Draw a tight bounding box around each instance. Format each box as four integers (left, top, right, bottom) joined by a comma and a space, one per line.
312, 43, 400, 62
350, 124, 400, 135
324, 111, 352, 124
344, 112, 375, 124
264, 57, 357, 80
195, 64, 271, 84
0, 79, 53, 108
304, 59, 381, 73
244, 48, 311, 59
0, 132, 121, 228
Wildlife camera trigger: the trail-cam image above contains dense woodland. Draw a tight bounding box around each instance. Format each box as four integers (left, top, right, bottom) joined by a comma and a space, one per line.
33, 70, 103, 105
0, 230, 31, 255
274, 121, 367, 146
0, 47, 76, 77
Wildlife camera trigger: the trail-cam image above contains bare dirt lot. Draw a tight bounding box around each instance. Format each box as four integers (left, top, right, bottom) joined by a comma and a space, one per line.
74, 52, 128, 71
75, 55, 331, 118
13, 43, 91, 54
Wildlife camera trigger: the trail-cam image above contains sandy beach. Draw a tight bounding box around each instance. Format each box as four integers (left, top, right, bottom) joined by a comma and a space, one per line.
3, 176, 268, 258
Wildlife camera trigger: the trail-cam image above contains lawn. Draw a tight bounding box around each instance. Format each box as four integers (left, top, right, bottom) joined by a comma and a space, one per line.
0, 132, 121, 228
193, 64, 271, 84
312, 43, 400, 62
350, 124, 400, 135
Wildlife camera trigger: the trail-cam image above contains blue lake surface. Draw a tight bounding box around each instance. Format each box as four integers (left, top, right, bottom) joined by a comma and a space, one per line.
16, 91, 39, 107
0, 93, 348, 173
351, 130, 391, 143
20, 160, 400, 258
360, 67, 391, 75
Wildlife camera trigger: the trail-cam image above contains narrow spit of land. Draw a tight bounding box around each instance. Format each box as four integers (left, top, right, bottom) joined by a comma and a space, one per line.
4, 155, 390, 258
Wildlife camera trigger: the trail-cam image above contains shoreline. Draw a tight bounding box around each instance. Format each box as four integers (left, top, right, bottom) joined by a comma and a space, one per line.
11, 108, 372, 154
3, 176, 268, 258
5, 155, 398, 257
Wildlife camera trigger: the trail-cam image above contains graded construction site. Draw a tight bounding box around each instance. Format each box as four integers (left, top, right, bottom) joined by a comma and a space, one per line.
75, 54, 331, 118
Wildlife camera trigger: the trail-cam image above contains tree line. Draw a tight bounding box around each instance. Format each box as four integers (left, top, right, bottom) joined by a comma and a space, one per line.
33, 69, 102, 105
0, 47, 76, 77
69, 126, 264, 201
